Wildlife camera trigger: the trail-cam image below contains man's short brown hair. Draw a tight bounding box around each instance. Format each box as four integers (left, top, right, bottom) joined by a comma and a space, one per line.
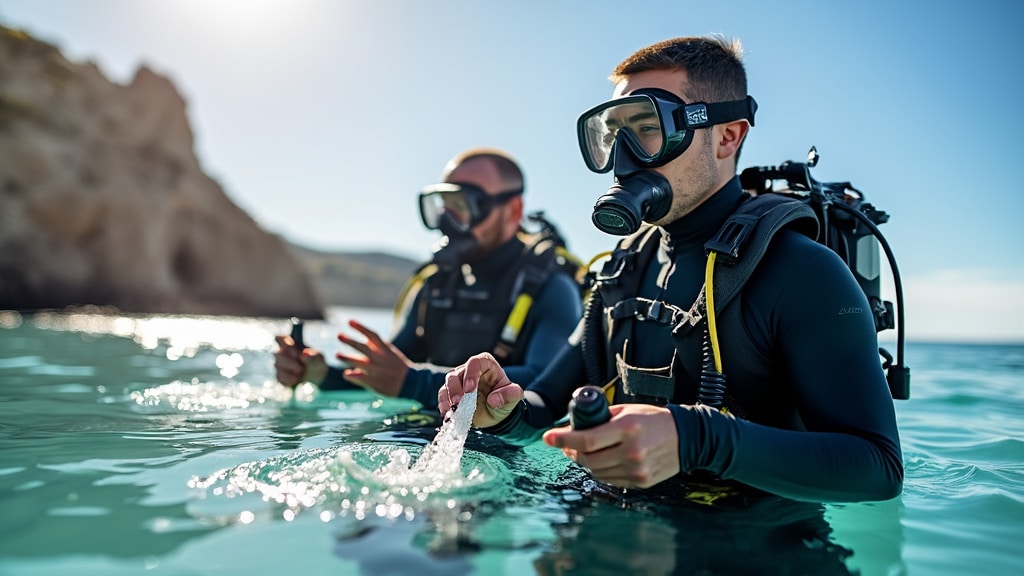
611, 35, 747, 104
443, 148, 525, 192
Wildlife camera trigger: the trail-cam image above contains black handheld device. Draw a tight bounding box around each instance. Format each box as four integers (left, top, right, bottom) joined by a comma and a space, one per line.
289, 317, 305, 350
569, 386, 611, 430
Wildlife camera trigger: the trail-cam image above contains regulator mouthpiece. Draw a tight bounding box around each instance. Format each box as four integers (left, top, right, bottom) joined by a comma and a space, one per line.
569, 385, 612, 430
591, 171, 673, 236
432, 213, 481, 267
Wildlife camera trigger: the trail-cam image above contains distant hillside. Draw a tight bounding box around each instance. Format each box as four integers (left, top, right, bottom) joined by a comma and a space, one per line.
289, 244, 420, 310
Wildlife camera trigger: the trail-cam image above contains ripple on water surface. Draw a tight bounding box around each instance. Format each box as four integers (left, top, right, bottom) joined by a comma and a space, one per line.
188, 390, 511, 523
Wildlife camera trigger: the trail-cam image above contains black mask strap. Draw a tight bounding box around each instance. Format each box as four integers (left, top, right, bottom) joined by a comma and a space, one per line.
674, 96, 758, 129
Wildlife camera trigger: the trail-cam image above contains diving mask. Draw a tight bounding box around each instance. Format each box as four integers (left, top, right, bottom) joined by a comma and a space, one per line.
418, 182, 523, 233
576, 88, 758, 174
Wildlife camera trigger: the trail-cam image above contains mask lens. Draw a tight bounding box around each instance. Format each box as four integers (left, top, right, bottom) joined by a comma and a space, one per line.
578, 96, 668, 172
441, 192, 472, 226
419, 189, 473, 231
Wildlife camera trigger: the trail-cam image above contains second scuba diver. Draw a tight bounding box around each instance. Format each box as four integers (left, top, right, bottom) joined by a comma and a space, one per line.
274, 148, 583, 410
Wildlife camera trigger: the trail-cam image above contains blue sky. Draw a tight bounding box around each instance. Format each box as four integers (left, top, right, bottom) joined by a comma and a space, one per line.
2, 0, 1022, 342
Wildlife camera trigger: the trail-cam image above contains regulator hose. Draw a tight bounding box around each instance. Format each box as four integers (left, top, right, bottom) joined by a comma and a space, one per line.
580, 287, 606, 388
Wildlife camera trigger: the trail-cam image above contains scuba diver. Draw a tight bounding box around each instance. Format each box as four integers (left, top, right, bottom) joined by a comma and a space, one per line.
438, 36, 904, 503
273, 148, 583, 410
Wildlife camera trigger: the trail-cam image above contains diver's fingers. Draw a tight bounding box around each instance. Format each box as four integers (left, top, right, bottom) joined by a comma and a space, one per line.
274, 335, 299, 357
484, 380, 523, 421
274, 354, 304, 384
337, 332, 373, 357
546, 405, 679, 489
543, 404, 627, 452
454, 360, 479, 396
335, 351, 369, 367
439, 366, 468, 414
340, 368, 371, 389
346, 319, 387, 348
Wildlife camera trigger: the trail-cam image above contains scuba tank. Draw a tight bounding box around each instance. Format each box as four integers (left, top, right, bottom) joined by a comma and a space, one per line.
738, 147, 910, 399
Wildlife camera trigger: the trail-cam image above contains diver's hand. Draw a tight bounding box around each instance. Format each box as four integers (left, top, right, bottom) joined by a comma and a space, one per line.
439, 352, 523, 428
273, 335, 327, 388
542, 404, 680, 489
335, 319, 410, 397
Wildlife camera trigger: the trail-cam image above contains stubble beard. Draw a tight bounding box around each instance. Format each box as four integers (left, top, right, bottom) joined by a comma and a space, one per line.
465, 209, 506, 264
657, 130, 719, 226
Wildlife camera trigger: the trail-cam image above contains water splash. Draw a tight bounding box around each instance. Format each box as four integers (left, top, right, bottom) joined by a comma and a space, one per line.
189, 389, 497, 524
338, 389, 480, 490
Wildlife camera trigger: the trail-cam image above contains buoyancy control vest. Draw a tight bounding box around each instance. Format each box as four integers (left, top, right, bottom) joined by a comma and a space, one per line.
400, 230, 578, 368
582, 194, 822, 411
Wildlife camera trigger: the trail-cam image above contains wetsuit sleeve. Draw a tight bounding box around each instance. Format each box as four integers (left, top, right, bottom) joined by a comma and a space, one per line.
502, 272, 583, 390
318, 365, 353, 391
319, 356, 440, 397
477, 272, 586, 443
669, 234, 903, 502
482, 334, 589, 444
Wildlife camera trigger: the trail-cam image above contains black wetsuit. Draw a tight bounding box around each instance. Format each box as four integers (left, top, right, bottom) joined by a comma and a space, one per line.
319, 236, 583, 410
490, 177, 903, 503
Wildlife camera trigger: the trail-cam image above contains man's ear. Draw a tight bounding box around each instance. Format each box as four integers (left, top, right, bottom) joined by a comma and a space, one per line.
505, 196, 525, 235
509, 196, 524, 220
716, 120, 750, 160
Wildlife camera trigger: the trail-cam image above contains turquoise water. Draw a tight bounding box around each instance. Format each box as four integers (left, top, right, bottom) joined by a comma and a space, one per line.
1, 307, 1021, 576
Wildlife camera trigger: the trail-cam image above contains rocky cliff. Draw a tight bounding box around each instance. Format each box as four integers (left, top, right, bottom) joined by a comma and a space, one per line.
0, 25, 323, 318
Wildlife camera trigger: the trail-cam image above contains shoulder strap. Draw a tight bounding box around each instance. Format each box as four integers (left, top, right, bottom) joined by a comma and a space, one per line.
702, 194, 818, 314
492, 233, 561, 362
393, 262, 438, 322
666, 194, 818, 413
405, 262, 452, 360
